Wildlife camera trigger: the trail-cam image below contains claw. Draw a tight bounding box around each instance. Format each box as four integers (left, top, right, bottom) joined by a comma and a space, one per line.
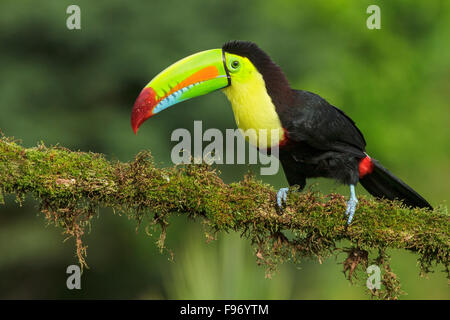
345, 184, 359, 225
277, 187, 289, 209
345, 198, 359, 224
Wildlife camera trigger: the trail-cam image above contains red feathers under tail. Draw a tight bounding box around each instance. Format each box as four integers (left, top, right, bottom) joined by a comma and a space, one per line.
359, 157, 432, 209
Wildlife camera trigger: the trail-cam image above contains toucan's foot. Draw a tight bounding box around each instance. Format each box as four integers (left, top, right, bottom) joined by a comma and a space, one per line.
276, 187, 289, 210
345, 198, 358, 224
345, 184, 358, 225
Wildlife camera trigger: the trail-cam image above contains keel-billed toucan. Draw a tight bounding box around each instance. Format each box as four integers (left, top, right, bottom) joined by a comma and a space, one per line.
131, 40, 432, 224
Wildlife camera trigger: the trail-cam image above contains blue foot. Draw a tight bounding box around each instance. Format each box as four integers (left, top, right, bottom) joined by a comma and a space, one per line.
345, 184, 358, 225
277, 187, 289, 209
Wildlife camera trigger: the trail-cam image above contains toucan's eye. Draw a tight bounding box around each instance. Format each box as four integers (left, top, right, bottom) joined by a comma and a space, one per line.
229, 59, 240, 72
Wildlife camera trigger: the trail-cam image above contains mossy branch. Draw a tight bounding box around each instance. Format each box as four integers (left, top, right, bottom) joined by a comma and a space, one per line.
0, 136, 448, 299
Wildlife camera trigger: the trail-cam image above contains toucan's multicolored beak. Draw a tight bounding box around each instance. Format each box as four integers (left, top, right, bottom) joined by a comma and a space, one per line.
131, 48, 230, 134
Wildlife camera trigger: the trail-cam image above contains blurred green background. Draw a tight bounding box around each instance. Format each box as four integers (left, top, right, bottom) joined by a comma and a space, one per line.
0, 0, 449, 299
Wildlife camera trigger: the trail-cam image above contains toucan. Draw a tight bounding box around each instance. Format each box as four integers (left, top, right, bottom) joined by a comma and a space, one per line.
131, 40, 432, 224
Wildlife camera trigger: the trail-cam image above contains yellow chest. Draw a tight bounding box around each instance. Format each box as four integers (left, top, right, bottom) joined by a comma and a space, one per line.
222, 72, 284, 148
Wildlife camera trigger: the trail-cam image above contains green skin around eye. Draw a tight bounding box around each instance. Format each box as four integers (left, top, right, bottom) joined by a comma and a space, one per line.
227, 57, 241, 72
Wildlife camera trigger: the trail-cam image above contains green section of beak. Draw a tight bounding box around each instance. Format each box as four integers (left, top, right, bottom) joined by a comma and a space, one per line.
151, 49, 229, 108
132, 48, 230, 133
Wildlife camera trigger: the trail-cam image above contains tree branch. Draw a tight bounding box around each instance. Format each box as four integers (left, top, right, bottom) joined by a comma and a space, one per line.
0, 136, 448, 299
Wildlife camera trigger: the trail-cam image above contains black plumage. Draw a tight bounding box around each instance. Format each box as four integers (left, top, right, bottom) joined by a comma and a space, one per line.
223, 40, 432, 210
277, 90, 365, 186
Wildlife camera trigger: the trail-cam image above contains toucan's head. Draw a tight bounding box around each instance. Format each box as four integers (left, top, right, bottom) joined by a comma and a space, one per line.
131, 41, 291, 134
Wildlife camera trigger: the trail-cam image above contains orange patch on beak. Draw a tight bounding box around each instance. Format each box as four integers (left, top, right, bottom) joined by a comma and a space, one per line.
168, 65, 219, 97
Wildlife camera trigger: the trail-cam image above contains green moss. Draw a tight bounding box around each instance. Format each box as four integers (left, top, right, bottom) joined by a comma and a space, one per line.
0, 136, 448, 299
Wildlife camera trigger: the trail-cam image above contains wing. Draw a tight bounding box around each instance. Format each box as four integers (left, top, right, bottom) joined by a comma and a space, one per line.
282, 90, 366, 157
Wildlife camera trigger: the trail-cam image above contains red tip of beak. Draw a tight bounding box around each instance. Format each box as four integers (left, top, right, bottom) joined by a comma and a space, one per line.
131, 87, 157, 135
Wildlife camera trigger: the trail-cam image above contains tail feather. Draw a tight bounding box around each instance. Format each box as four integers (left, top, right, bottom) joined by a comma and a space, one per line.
359, 158, 432, 209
